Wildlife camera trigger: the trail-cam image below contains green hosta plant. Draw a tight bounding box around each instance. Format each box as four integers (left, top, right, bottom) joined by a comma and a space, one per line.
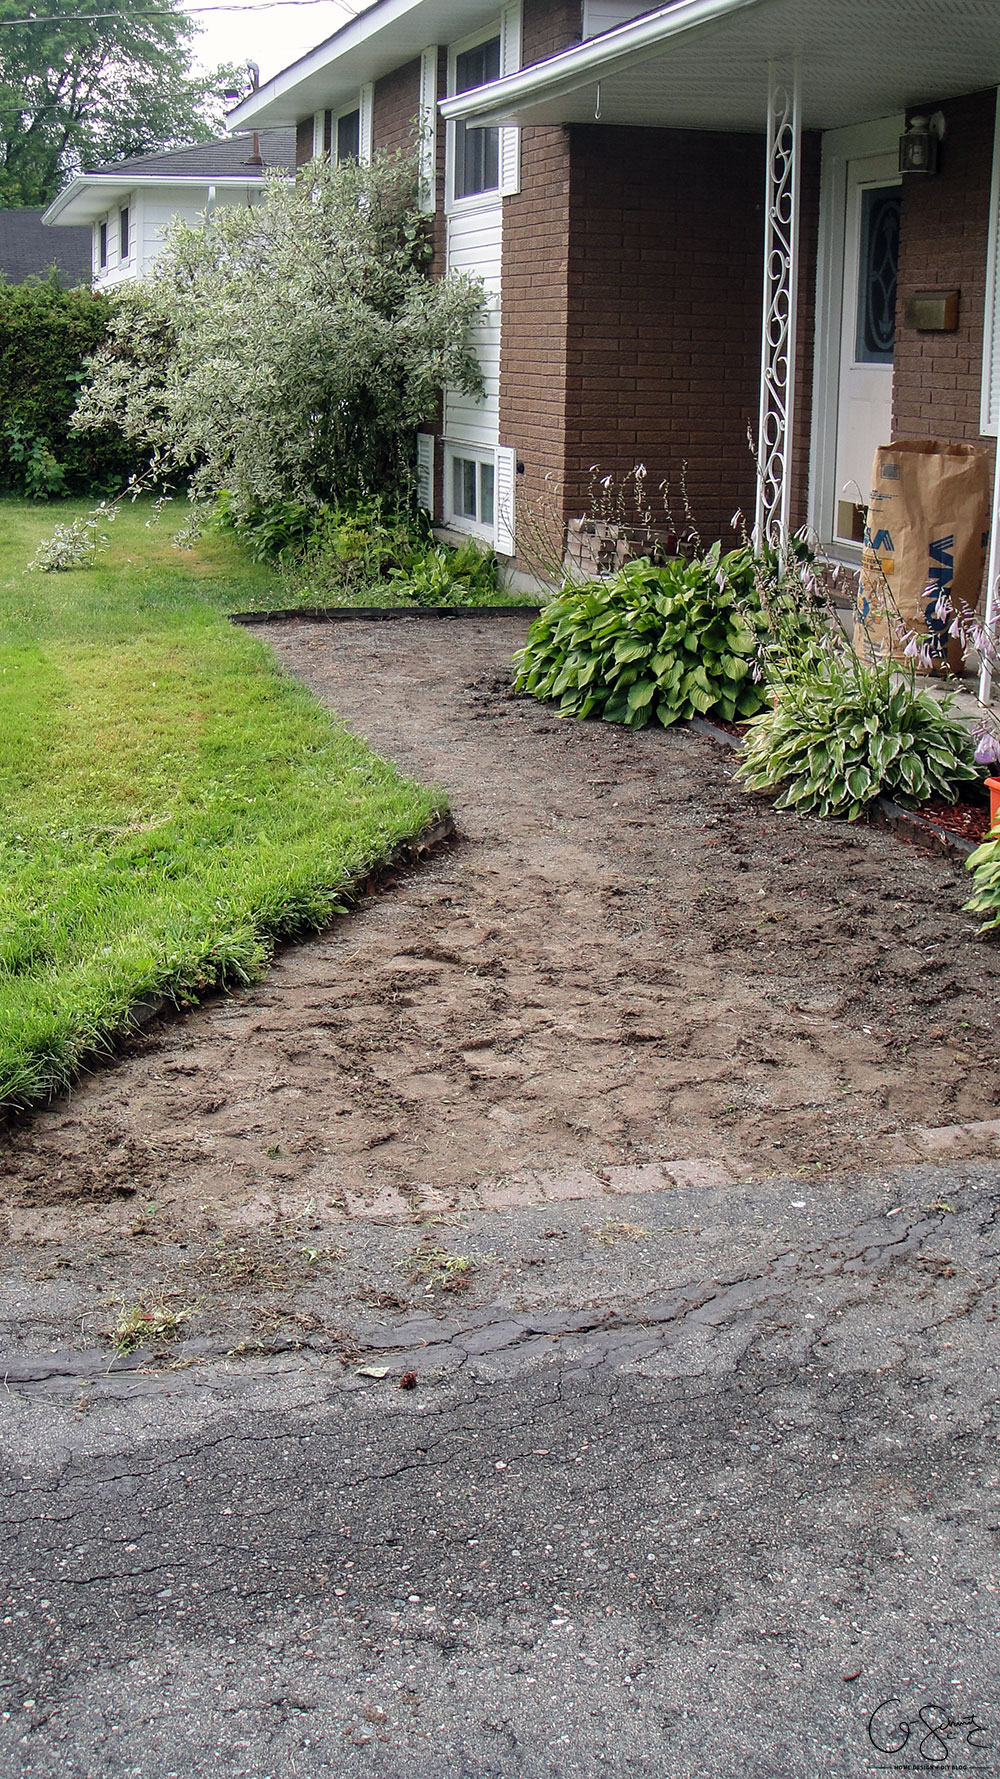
736, 657, 978, 820
390, 536, 499, 606
964, 836, 1000, 932
512, 551, 768, 728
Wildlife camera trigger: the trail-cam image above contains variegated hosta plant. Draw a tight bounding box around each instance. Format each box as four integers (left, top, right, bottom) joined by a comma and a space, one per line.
964, 836, 1000, 932
736, 657, 978, 820
512, 549, 769, 728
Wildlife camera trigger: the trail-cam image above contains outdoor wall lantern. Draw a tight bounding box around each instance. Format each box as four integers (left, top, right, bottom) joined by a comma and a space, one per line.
899, 111, 945, 175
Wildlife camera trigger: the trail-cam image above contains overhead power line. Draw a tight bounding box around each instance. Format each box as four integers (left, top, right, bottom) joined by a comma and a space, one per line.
0, 0, 363, 23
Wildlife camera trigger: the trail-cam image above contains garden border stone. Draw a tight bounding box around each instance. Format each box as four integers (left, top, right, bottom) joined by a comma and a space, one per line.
231, 606, 542, 625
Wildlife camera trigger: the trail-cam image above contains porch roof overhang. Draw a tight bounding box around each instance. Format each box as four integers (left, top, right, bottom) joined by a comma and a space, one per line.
441, 0, 1000, 134
226, 0, 503, 131
44, 175, 270, 228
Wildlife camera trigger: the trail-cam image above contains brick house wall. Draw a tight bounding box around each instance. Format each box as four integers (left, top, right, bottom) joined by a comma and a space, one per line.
893, 86, 997, 489
523, 0, 582, 61
501, 118, 825, 574
499, 126, 574, 569
497, 1, 582, 570
373, 58, 422, 156
561, 127, 767, 549
295, 118, 313, 168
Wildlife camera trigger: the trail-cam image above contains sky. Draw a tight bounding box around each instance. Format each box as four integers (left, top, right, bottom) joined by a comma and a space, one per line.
190, 0, 368, 85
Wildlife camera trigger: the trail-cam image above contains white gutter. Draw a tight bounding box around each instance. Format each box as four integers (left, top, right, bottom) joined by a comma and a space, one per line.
441, 0, 766, 124
43, 173, 276, 226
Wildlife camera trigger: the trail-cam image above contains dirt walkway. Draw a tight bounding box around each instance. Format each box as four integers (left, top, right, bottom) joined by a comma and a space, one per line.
5, 614, 1000, 1247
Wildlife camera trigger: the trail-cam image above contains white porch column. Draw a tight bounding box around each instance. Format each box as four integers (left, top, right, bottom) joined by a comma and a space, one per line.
755, 61, 802, 553
979, 455, 1000, 704
978, 92, 1000, 705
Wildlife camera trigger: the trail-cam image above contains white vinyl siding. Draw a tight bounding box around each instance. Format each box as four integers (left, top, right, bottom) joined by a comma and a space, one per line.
444, 203, 501, 448
93, 195, 142, 288
443, 4, 520, 480
582, 0, 651, 37
981, 87, 1000, 435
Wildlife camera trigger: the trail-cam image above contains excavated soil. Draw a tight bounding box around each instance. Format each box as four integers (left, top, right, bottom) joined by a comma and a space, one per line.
5, 613, 1000, 1245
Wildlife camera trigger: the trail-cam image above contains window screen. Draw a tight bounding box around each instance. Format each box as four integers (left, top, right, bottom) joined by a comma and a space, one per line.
453, 35, 501, 199
337, 108, 361, 164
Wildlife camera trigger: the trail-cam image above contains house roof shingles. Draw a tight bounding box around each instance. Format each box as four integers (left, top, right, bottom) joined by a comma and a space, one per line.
87, 128, 297, 180
0, 209, 91, 284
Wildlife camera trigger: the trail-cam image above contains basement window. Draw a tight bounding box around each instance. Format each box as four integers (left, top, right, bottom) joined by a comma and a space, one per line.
448, 448, 495, 531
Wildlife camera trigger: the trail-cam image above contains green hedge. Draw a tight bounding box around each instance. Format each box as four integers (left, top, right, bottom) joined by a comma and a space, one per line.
0, 276, 143, 496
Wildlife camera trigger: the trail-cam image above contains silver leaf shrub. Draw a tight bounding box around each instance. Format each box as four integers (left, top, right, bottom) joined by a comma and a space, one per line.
73, 152, 487, 517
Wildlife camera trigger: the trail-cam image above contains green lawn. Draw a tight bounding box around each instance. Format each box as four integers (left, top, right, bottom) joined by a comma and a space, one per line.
0, 498, 443, 1113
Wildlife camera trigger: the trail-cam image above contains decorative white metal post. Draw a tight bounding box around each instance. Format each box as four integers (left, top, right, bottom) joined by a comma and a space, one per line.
755, 61, 801, 553
979, 450, 1000, 705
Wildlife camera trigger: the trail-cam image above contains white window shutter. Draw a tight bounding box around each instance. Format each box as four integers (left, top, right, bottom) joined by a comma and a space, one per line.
495, 445, 517, 555
415, 432, 435, 514
499, 2, 521, 196
419, 48, 438, 213
312, 110, 325, 159
359, 83, 374, 166
981, 90, 1000, 435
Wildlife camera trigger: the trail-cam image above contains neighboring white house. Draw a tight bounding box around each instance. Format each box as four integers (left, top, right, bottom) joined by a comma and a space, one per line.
42, 130, 296, 288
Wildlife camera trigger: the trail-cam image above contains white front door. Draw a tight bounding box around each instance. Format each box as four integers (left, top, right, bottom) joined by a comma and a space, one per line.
810, 119, 905, 556
833, 154, 900, 545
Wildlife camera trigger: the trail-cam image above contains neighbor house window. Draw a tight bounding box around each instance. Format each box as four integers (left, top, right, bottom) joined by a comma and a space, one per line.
336, 106, 361, 164
453, 33, 500, 199
449, 450, 495, 529
119, 206, 129, 261
97, 220, 108, 269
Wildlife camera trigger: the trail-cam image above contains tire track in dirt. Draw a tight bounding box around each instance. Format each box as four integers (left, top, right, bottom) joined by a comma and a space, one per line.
5, 614, 1000, 1241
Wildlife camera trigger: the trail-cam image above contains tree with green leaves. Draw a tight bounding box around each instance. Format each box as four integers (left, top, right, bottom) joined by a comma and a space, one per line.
0, 0, 239, 207
74, 151, 487, 512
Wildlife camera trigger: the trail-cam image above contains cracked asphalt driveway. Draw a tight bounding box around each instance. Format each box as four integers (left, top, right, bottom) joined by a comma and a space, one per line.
1, 1159, 998, 1777
3, 615, 1000, 1773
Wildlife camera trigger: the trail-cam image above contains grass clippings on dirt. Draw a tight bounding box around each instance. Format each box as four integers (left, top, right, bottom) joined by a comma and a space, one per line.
0, 499, 442, 1113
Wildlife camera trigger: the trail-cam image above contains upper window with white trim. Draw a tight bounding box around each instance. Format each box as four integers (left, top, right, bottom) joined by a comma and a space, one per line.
452, 32, 501, 200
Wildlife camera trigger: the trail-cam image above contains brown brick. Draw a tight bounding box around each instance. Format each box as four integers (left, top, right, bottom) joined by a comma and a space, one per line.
893, 86, 996, 488
373, 58, 421, 159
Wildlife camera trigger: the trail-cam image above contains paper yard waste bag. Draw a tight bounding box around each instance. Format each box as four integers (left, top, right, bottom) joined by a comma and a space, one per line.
854, 439, 991, 673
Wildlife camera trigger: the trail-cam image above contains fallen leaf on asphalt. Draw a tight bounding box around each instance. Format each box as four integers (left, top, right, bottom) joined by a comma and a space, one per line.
356, 1364, 391, 1379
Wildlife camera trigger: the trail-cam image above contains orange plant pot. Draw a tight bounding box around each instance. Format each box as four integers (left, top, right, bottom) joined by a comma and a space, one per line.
986, 777, 1000, 832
